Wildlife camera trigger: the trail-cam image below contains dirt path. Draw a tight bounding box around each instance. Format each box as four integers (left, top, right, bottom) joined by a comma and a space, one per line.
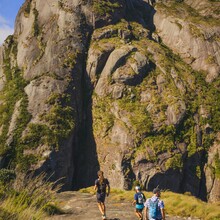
47, 191, 199, 220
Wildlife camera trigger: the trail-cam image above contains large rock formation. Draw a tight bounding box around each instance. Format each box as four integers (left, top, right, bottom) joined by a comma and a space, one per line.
0, 0, 219, 202
153, 0, 220, 82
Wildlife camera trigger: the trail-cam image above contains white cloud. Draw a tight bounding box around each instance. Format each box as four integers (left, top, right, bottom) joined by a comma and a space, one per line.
0, 24, 14, 45
0, 15, 8, 24
0, 15, 14, 45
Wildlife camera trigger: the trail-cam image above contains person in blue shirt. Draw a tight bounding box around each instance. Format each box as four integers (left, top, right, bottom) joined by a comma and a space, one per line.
132, 185, 146, 220
144, 188, 165, 220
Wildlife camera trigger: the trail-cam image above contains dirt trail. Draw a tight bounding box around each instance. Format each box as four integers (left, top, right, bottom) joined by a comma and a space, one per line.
47, 191, 199, 220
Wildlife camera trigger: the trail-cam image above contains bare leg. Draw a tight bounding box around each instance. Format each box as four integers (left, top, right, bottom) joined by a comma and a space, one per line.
97, 202, 105, 215
135, 210, 143, 219
101, 202, 106, 215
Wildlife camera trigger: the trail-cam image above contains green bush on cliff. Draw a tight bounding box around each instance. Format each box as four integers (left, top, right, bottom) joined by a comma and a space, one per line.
32, 8, 40, 36
24, 0, 32, 17
62, 50, 79, 69
22, 123, 53, 149
21, 93, 75, 155
0, 36, 31, 162
214, 152, 220, 178
93, 95, 114, 137
0, 169, 16, 184
165, 153, 183, 171
117, 97, 153, 138
93, 0, 122, 16
141, 135, 176, 156
42, 93, 75, 141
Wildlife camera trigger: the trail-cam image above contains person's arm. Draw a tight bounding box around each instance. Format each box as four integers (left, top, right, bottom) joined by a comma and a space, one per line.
161, 208, 165, 220
159, 200, 165, 220
94, 185, 97, 191
94, 180, 98, 191
132, 199, 136, 206
107, 184, 110, 196
144, 200, 148, 220
144, 206, 148, 220
132, 194, 137, 206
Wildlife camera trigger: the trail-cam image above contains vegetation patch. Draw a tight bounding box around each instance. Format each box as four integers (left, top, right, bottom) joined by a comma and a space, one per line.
93, 95, 114, 137
32, 8, 40, 36
214, 152, 220, 178
156, 1, 219, 27
189, 24, 204, 39
20, 93, 75, 154
24, 0, 32, 17
165, 153, 183, 171
0, 169, 16, 184
62, 50, 79, 69
0, 173, 62, 219
42, 93, 75, 141
117, 95, 153, 140
140, 135, 176, 157
93, 0, 123, 16
0, 35, 31, 171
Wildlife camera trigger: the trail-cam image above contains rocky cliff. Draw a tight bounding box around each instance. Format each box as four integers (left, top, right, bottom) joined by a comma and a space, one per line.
0, 0, 219, 202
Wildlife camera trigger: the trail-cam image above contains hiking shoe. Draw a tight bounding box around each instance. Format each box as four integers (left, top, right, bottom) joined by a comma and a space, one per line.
102, 215, 106, 219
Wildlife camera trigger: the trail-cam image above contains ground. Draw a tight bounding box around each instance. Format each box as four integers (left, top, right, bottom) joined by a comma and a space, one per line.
47, 191, 200, 220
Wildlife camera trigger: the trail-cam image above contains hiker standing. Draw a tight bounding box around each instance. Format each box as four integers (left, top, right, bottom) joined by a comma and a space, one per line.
132, 185, 146, 220
144, 188, 165, 220
94, 170, 110, 220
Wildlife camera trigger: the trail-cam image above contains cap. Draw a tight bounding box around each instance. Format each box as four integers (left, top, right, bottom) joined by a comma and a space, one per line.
153, 188, 160, 194
135, 186, 141, 190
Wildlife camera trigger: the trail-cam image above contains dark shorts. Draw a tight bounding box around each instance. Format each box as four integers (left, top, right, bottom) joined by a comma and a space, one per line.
136, 208, 144, 213
96, 193, 106, 203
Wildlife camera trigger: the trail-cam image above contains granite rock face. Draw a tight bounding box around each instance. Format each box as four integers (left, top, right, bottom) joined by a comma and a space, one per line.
154, 1, 220, 83
0, 0, 219, 202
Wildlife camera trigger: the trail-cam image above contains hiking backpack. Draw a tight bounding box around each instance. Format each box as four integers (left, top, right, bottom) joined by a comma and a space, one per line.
149, 198, 159, 219
137, 193, 145, 204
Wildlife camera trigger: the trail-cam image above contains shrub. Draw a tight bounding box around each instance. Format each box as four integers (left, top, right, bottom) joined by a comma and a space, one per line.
93, 0, 122, 16
24, 0, 32, 17
0, 169, 16, 184
0, 173, 62, 219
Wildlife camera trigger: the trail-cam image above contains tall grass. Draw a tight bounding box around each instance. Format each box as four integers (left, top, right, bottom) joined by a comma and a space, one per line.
0, 173, 63, 220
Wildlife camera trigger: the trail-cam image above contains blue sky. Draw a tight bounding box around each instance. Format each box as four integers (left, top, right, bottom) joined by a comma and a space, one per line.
0, 0, 25, 44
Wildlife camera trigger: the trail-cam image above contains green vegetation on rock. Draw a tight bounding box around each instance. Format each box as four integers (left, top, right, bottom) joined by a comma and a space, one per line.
93, 95, 114, 137
165, 153, 183, 171
156, 1, 219, 27
214, 152, 220, 178
20, 93, 75, 155
0, 36, 31, 171
117, 95, 153, 139
93, 0, 122, 16
24, 0, 32, 17
32, 8, 40, 36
